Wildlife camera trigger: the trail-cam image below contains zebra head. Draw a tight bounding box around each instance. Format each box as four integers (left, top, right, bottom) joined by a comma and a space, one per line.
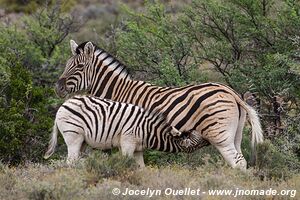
55, 40, 95, 98
169, 127, 204, 152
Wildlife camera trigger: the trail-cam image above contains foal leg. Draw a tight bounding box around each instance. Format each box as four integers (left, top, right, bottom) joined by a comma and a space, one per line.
62, 131, 84, 164
133, 151, 145, 168
120, 131, 144, 167
120, 133, 136, 158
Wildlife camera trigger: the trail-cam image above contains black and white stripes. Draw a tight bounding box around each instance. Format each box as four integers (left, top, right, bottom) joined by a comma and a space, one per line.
44, 95, 202, 166
54, 40, 263, 170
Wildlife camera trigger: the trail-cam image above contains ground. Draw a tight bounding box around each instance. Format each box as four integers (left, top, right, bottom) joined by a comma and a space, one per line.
1, 152, 299, 200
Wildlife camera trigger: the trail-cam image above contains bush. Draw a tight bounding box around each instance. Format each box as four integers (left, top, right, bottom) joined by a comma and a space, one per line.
256, 140, 300, 180
182, 0, 300, 134
85, 151, 137, 179
0, 0, 77, 13
0, 2, 78, 164
116, 1, 205, 86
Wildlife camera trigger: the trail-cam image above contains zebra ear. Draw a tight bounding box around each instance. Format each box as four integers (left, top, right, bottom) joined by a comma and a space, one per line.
70, 40, 78, 55
84, 42, 95, 57
170, 126, 182, 137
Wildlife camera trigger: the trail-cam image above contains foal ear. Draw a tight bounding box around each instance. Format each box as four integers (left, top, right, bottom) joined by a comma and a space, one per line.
84, 42, 95, 57
170, 126, 182, 137
70, 40, 78, 55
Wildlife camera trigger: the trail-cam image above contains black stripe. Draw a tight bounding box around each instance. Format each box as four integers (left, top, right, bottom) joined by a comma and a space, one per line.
65, 121, 84, 131
150, 118, 165, 150
192, 109, 228, 130
122, 81, 139, 103
149, 83, 218, 113
169, 95, 194, 122
91, 55, 111, 94
108, 102, 123, 142
134, 84, 149, 105
175, 89, 229, 130
105, 67, 125, 99
94, 56, 115, 97
129, 82, 146, 104
120, 105, 136, 131
141, 86, 157, 108
112, 103, 129, 139
117, 79, 132, 102
62, 105, 93, 137
210, 129, 226, 138
202, 122, 218, 134
95, 61, 118, 97
124, 108, 142, 134
202, 100, 233, 110
74, 97, 100, 141
113, 74, 126, 100
63, 130, 79, 134
215, 137, 228, 144
90, 53, 101, 86
96, 102, 107, 142
163, 130, 171, 152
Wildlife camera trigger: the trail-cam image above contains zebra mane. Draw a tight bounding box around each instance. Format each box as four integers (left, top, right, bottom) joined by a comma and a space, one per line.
75, 41, 130, 79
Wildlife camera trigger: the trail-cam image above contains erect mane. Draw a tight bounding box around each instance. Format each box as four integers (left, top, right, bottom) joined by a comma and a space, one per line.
75, 41, 130, 78
75, 41, 94, 54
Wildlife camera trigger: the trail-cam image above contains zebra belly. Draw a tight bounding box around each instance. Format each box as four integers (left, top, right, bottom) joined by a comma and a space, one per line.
84, 133, 121, 150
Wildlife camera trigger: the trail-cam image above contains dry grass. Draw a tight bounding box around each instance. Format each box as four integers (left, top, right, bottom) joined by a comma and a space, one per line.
0, 153, 299, 200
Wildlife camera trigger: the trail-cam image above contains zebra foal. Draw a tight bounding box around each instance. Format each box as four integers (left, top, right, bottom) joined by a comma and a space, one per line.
44, 95, 202, 166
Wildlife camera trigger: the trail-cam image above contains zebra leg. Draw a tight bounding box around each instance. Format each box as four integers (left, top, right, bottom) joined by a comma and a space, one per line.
80, 141, 88, 154
119, 132, 145, 167
214, 143, 247, 171
204, 112, 247, 170
133, 151, 145, 167
120, 133, 136, 157
62, 131, 84, 164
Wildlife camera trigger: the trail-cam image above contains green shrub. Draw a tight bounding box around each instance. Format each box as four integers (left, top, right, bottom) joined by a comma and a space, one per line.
256, 140, 298, 180
0, 0, 77, 13
0, 2, 77, 165
273, 115, 300, 170
116, 1, 204, 86
29, 186, 55, 200
182, 0, 300, 133
85, 151, 137, 179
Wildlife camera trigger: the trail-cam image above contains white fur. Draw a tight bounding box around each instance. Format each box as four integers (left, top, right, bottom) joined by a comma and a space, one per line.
70, 40, 78, 55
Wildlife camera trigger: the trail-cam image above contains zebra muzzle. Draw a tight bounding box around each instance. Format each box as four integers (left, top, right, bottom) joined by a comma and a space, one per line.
55, 78, 67, 98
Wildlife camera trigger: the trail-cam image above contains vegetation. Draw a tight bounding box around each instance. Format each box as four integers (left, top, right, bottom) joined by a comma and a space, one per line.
0, 0, 299, 199
0, 2, 78, 164
114, 0, 300, 179
0, 155, 299, 200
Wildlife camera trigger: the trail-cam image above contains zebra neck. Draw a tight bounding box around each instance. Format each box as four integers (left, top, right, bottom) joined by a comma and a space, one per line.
89, 65, 132, 99
89, 50, 165, 106
111, 78, 164, 108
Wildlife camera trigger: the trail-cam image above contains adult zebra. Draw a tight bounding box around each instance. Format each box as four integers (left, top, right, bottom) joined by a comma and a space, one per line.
44, 95, 202, 166
55, 40, 263, 170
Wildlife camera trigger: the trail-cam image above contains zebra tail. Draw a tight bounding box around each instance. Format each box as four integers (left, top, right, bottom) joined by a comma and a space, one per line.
218, 84, 264, 148
44, 122, 59, 159
245, 104, 263, 152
